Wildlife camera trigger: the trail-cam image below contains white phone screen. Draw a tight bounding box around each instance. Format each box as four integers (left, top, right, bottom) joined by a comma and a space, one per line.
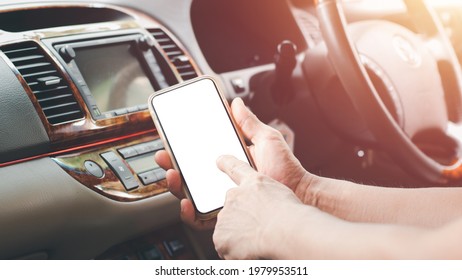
151, 78, 251, 215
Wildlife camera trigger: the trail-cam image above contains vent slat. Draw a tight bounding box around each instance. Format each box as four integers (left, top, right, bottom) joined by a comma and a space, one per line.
166, 51, 183, 58
1, 41, 83, 124
46, 110, 83, 121
175, 64, 194, 70
179, 71, 197, 76
43, 105, 81, 118
151, 28, 198, 81
33, 85, 69, 96
155, 38, 171, 44
160, 44, 179, 50
22, 70, 57, 79
16, 62, 52, 71
2, 46, 38, 54
41, 101, 78, 111
37, 93, 74, 103
10, 54, 45, 63
151, 31, 166, 37
180, 73, 198, 80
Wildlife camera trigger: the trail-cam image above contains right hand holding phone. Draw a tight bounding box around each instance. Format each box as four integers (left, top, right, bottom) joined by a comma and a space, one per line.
155, 97, 309, 230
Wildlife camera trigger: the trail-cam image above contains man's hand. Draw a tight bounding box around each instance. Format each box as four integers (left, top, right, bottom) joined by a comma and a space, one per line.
231, 98, 309, 192
155, 97, 311, 230
213, 155, 304, 259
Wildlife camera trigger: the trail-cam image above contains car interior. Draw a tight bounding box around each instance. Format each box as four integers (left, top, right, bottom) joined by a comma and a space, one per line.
1, 0, 462, 259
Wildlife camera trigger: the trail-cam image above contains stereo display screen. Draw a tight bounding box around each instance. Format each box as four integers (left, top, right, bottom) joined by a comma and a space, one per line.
74, 42, 155, 115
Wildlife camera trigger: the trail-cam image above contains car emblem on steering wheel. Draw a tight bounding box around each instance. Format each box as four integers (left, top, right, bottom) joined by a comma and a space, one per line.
392, 35, 422, 67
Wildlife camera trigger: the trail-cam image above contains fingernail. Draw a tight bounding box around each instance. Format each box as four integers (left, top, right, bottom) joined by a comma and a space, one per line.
235, 97, 244, 105
216, 155, 226, 164
180, 200, 185, 214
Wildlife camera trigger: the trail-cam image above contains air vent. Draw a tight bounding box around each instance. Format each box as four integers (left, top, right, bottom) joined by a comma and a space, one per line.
151, 28, 198, 81
1, 41, 84, 124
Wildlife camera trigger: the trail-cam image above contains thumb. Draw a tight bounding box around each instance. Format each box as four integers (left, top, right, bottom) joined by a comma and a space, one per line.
231, 98, 268, 144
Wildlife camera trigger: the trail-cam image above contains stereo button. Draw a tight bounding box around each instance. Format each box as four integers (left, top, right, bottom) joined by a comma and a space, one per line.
84, 160, 104, 178
154, 168, 167, 181
114, 108, 128, 116
144, 140, 164, 153
101, 152, 138, 191
118, 147, 138, 159
133, 143, 152, 155
127, 106, 139, 113
138, 104, 149, 111
138, 170, 157, 185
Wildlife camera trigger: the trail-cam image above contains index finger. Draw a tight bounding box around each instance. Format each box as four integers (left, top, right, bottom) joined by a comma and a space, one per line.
216, 155, 256, 185
154, 150, 174, 170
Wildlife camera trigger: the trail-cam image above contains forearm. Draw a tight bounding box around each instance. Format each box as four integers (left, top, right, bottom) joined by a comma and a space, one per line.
264, 203, 462, 259
296, 173, 462, 227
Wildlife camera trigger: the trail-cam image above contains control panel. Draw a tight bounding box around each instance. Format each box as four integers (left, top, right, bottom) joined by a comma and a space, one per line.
118, 140, 166, 186
53, 135, 168, 201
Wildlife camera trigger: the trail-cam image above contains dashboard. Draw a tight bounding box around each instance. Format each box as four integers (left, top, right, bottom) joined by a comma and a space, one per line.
1, 0, 462, 259
0, 4, 200, 202
0, 1, 204, 259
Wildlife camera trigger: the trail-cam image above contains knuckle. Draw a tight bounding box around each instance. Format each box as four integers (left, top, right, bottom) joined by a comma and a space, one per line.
229, 161, 245, 177
264, 126, 284, 141
212, 226, 227, 254
212, 230, 222, 249
225, 186, 242, 201
251, 173, 267, 184
225, 187, 237, 198
239, 111, 255, 131
241, 173, 267, 190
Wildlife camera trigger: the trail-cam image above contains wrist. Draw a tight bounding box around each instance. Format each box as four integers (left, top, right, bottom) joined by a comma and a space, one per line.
294, 171, 320, 205
303, 175, 352, 220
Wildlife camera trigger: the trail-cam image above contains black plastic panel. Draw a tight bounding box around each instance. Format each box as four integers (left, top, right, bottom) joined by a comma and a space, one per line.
0, 7, 133, 32
191, 0, 307, 73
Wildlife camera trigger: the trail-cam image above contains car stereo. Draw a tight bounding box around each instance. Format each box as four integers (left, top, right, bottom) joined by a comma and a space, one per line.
44, 30, 175, 120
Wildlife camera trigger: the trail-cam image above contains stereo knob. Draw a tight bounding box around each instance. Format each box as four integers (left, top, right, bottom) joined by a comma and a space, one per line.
59, 45, 76, 63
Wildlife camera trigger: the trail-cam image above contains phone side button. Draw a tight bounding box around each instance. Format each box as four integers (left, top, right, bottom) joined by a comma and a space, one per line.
138, 170, 158, 185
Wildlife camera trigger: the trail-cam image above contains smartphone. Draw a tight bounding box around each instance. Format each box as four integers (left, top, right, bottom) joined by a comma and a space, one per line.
148, 76, 253, 219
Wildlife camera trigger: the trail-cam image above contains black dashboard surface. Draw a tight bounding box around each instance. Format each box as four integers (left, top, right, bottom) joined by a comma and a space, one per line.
191, 0, 307, 73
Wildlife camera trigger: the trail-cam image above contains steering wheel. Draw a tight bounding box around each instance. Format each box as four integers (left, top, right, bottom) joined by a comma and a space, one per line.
314, 0, 462, 184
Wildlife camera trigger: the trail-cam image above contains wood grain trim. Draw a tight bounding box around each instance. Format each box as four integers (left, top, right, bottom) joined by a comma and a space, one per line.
0, 129, 155, 168
53, 133, 168, 202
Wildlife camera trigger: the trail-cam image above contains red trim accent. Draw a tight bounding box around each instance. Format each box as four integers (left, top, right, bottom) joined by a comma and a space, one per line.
0, 129, 157, 168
